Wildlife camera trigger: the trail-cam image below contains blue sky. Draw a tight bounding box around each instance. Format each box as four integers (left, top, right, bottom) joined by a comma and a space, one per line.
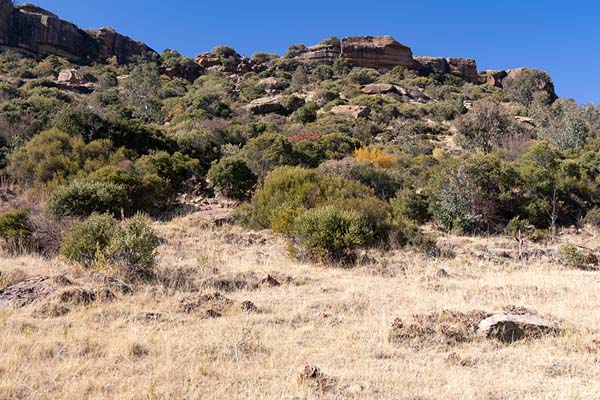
26, 0, 600, 104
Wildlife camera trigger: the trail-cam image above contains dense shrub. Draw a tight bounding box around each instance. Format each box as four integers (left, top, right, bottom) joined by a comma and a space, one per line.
557, 243, 598, 270
60, 213, 159, 279
584, 208, 600, 228
240, 133, 298, 178
207, 157, 257, 200
0, 208, 31, 254
60, 213, 118, 267
503, 69, 556, 106
105, 214, 160, 280
47, 179, 130, 217
455, 101, 521, 153
293, 205, 373, 262
391, 189, 430, 225
292, 103, 319, 124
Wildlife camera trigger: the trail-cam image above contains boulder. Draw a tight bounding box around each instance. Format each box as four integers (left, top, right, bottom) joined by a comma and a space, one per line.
296, 43, 341, 65
477, 313, 561, 342
447, 58, 479, 83
341, 36, 414, 69
361, 83, 397, 95
243, 96, 285, 114
479, 70, 508, 87
330, 105, 371, 119
57, 69, 87, 85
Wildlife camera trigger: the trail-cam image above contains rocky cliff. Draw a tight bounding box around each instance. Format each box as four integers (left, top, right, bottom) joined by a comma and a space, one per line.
340, 36, 414, 69
0, 0, 155, 63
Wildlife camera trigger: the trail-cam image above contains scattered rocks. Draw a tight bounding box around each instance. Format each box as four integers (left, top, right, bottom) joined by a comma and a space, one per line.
179, 292, 235, 316
477, 313, 562, 343
201, 272, 282, 292
240, 300, 258, 313
0, 276, 66, 308
330, 105, 371, 119
389, 310, 489, 347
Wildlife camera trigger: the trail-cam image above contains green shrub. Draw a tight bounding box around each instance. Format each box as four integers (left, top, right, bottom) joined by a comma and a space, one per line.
60, 213, 159, 280
584, 208, 600, 228
105, 214, 160, 280
60, 213, 118, 267
292, 102, 319, 124
504, 217, 531, 238
293, 205, 373, 262
0, 208, 31, 254
391, 189, 430, 224
348, 69, 378, 85
47, 179, 130, 217
240, 133, 298, 178
249, 166, 375, 229
207, 157, 257, 200
557, 243, 598, 270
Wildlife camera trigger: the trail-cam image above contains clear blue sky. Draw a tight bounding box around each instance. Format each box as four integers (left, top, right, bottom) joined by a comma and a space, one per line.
25, 0, 600, 104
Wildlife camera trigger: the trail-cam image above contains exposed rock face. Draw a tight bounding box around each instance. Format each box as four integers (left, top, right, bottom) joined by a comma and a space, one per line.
447, 58, 479, 83
243, 96, 285, 115
413, 56, 480, 83
479, 70, 508, 87
93, 28, 155, 64
506, 67, 557, 101
413, 56, 449, 74
341, 36, 413, 69
330, 105, 371, 119
361, 83, 397, 95
0, 0, 155, 63
477, 313, 562, 343
296, 43, 341, 65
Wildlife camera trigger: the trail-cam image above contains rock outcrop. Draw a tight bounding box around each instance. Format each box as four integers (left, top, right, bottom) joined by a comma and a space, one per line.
413, 56, 479, 83
57, 68, 87, 85
479, 70, 508, 87
243, 96, 285, 115
341, 36, 414, 69
296, 43, 341, 65
0, 0, 155, 63
330, 105, 371, 119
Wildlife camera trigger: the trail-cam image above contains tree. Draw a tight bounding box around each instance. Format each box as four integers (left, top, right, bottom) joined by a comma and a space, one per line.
455, 101, 520, 153
207, 157, 257, 200
123, 62, 163, 123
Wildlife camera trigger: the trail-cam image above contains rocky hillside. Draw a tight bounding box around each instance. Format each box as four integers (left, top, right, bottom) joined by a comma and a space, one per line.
0, 0, 556, 101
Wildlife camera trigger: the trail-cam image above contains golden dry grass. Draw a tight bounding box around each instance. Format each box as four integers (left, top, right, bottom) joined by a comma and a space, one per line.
2, 213, 600, 399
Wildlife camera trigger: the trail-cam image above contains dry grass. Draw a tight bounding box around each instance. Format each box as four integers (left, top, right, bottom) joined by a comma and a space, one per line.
2, 212, 600, 399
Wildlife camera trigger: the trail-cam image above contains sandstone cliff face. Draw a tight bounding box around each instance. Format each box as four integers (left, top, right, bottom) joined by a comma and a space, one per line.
296, 43, 341, 65
341, 36, 413, 69
0, 0, 155, 63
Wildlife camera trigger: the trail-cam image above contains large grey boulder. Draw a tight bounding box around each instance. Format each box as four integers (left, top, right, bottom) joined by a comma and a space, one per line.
477, 313, 562, 342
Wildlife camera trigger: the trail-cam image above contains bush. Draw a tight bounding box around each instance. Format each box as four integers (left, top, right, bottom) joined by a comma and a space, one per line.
354, 147, 396, 168
207, 157, 257, 200
455, 101, 521, 153
105, 214, 160, 280
391, 189, 430, 225
60, 213, 118, 267
503, 69, 556, 106
293, 205, 373, 262
584, 208, 600, 229
292, 103, 319, 124
557, 243, 598, 270
60, 213, 160, 280
240, 133, 298, 178
47, 179, 130, 217
0, 208, 31, 254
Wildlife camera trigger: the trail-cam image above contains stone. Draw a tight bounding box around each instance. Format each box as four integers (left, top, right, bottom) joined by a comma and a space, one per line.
341, 35, 414, 69
479, 70, 508, 87
361, 83, 397, 95
242, 96, 285, 114
296, 43, 341, 65
258, 77, 287, 92
0, 0, 156, 63
447, 58, 479, 83
330, 105, 371, 119
57, 69, 87, 85
477, 313, 561, 342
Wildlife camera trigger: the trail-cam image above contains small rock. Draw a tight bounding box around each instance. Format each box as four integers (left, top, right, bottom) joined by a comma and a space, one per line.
477, 313, 561, 343
435, 268, 450, 278
240, 300, 258, 313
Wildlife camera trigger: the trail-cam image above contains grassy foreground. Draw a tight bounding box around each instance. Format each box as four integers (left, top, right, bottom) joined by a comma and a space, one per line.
1, 212, 600, 399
